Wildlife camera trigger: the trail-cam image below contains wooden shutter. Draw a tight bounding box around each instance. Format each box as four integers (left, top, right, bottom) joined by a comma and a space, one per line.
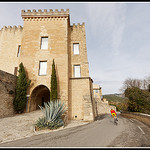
39, 61, 47, 75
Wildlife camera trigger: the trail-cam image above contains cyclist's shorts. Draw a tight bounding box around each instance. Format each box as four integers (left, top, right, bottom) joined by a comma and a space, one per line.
111, 113, 116, 117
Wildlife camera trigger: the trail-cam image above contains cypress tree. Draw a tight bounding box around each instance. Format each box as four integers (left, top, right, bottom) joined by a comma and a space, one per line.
13, 62, 31, 113
148, 84, 150, 92
50, 59, 57, 101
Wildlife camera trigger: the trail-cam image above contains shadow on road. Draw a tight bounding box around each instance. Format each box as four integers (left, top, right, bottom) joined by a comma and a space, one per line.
96, 114, 108, 121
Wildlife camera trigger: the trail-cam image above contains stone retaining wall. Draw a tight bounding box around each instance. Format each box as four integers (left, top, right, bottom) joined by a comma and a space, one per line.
96, 101, 116, 115
0, 70, 17, 118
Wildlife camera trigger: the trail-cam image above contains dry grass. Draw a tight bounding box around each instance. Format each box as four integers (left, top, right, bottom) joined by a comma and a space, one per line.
120, 113, 150, 127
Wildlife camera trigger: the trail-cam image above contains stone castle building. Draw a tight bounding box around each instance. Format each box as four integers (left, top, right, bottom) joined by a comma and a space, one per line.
93, 84, 116, 114
93, 84, 102, 102
0, 9, 98, 121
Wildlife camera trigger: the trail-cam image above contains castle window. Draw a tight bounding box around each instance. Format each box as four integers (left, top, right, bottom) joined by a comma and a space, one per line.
74, 65, 80, 77
14, 67, 18, 76
95, 90, 98, 93
17, 45, 21, 57
39, 61, 47, 76
41, 37, 48, 49
73, 43, 79, 55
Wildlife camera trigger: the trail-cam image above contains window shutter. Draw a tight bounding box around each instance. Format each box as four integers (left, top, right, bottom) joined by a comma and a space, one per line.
14, 67, 18, 76
39, 61, 47, 75
74, 65, 80, 77
73, 43, 79, 55
17, 45, 21, 57
41, 37, 48, 49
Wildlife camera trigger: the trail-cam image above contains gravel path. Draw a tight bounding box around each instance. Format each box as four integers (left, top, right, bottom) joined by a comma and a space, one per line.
0, 110, 89, 144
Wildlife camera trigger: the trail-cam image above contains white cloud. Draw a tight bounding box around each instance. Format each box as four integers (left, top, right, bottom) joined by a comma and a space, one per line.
85, 3, 150, 94
111, 4, 126, 56
86, 3, 127, 56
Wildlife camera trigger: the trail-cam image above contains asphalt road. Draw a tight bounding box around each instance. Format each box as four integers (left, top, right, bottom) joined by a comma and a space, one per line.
0, 113, 150, 148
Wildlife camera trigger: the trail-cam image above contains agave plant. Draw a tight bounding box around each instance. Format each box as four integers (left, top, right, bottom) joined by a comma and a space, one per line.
36, 99, 66, 130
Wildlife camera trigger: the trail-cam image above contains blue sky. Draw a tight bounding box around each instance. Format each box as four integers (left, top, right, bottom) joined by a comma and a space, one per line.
0, 2, 150, 95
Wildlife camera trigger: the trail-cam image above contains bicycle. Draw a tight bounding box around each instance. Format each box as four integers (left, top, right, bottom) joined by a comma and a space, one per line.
114, 116, 118, 125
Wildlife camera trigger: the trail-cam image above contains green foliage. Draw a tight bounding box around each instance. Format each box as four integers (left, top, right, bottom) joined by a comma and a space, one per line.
103, 94, 128, 112
148, 84, 150, 92
50, 59, 57, 101
103, 94, 128, 103
13, 62, 31, 113
36, 100, 66, 130
125, 87, 150, 113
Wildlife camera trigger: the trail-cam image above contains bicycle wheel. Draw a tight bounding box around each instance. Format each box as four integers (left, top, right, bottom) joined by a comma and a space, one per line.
114, 118, 118, 125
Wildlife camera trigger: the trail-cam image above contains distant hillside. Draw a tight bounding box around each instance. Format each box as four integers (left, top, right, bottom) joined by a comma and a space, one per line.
103, 94, 129, 111
103, 94, 128, 103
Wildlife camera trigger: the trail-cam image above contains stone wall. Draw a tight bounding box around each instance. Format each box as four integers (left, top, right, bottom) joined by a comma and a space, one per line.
68, 22, 95, 121
70, 23, 89, 77
96, 100, 116, 115
93, 84, 102, 101
0, 70, 17, 118
0, 26, 23, 74
70, 77, 97, 121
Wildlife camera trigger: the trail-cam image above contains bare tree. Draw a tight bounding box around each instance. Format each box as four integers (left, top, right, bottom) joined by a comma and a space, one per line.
120, 74, 150, 94
120, 78, 143, 93
143, 75, 150, 90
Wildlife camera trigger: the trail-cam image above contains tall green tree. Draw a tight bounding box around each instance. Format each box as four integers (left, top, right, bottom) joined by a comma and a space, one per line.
125, 87, 150, 113
13, 62, 31, 113
50, 59, 57, 101
148, 84, 150, 92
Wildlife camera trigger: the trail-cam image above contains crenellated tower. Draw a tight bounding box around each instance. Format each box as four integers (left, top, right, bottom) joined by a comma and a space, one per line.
0, 9, 97, 122
19, 9, 70, 112
0, 25, 23, 74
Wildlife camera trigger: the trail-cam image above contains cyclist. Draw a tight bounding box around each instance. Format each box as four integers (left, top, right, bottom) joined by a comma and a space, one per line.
110, 108, 118, 122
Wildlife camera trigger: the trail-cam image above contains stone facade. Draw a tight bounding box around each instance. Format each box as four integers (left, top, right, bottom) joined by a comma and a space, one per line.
0, 26, 23, 74
93, 84, 116, 115
0, 9, 97, 121
93, 84, 102, 102
0, 70, 17, 118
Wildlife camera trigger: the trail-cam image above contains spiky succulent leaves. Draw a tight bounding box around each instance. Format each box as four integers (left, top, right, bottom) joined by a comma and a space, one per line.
36, 117, 47, 129
51, 100, 66, 122
37, 100, 66, 129
50, 59, 57, 101
48, 100, 66, 123
45, 100, 66, 122
13, 62, 31, 113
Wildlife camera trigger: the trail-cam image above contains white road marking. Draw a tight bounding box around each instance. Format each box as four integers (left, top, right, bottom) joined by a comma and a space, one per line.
143, 136, 148, 141
132, 118, 145, 126
137, 126, 145, 134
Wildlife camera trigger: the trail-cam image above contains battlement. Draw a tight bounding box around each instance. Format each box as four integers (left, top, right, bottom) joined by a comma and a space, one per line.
0, 25, 23, 32
71, 22, 85, 30
0, 25, 23, 33
21, 9, 70, 18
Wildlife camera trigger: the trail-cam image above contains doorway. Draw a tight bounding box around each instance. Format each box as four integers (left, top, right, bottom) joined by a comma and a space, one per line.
30, 85, 50, 111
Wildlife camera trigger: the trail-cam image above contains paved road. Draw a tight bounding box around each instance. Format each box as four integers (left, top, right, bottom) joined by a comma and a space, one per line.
0, 113, 150, 147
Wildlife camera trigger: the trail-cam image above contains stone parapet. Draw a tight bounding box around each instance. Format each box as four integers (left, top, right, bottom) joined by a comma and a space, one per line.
70, 77, 93, 82
0, 25, 23, 32
71, 22, 85, 30
21, 9, 70, 18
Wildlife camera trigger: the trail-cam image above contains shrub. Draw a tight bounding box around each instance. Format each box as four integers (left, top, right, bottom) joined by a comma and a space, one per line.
13, 62, 31, 113
35, 100, 66, 130
125, 87, 150, 113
